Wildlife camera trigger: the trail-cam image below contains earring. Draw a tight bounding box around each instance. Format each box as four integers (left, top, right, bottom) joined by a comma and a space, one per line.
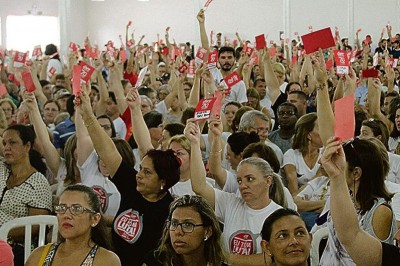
204, 235, 208, 241
160, 184, 164, 190
92, 224, 96, 227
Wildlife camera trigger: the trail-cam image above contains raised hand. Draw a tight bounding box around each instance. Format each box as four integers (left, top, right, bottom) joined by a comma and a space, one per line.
320, 137, 346, 179
184, 118, 201, 144
208, 115, 223, 137
197, 9, 205, 23
125, 88, 141, 110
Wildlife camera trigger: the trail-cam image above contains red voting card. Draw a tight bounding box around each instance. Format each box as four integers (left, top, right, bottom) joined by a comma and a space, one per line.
255, 34, 266, 50
194, 97, 217, 120
13, 52, 27, 68
69, 42, 78, 52
120, 50, 127, 62
178, 64, 188, 74
334, 94, 355, 141
162, 47, 169, 57
127, 21, 132, 27
325, 59, 334, 71
73, 65, 82, 96
204, 0, 213, 10
0, 84, 7, 97
223, 71, 241, 95
301, 27, 335, 54
79, 61, 95, 83
187, 60, 195, 78
21, 71, 36, 92
32, 46, 42, 57
211, 90, 224, 117
207, 51, 219, 68
126, 40, 134, 48
243, 44, 254, 56
333, 50, 349, 75
195, 47, 207, 64
362, 69, 379, 78
269, 46, 276, 57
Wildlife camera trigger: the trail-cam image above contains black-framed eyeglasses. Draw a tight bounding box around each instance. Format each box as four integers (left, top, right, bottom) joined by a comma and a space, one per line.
54, 204, 97, 216
167, 220, 205, 233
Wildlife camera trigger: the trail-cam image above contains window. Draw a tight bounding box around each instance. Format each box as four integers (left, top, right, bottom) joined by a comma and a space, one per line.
6, 15, 59, 52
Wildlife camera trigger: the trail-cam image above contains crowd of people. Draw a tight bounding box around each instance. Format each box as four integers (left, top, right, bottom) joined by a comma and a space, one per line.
0, 7, 399, 266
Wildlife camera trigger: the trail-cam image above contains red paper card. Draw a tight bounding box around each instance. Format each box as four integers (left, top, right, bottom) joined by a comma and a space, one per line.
120, 50, 127, 62
69, 42, 78, 52
207, 51, 219, 68
72, 65, 82, 96
334, 94, 355, 141
13, 52, 27, 67
325, 59, 334, 71
127, 21, 132, 27
78, 61, 95, 83
211, 90, 224, 117
362, 69, 379, 78
32, 45, 42, 57
243, 44, 254, 56
333, 50, 349, 74
223, 71, 241, 95
178, 64, 188, 74
195, 47, 208, 64
135, 66, 148, 88
187, 60, 195, 78
255, 34, 266, 50
204, 0, 213, 10
162, 47, 169, 57
301, 27, 335, 54
0, 84, 7, 97
269, 46, 276, 57
194, 97, 217, 120
126, 40, 134, 48
21, 71, 36, 92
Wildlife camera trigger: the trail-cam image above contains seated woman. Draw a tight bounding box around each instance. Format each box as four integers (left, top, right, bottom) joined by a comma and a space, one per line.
78, 86, 181, 266
185, 120, 284, 265
282, 113, 324, 195
261, 208, 312, 266
143, 195, 225, 266
0, 124, 52, 265
25, 184, 120, 266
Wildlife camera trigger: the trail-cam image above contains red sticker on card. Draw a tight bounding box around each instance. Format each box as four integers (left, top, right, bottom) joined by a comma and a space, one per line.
114, 209, 143, 244
207, 51, 219, 68
78, 61, 95, 83
13, 52, 27, 68
195, 47, 208, 64
48, 67, 56, 77
223, 71, 241, 95
229, 231, 256, 255
333, 50, 349, 75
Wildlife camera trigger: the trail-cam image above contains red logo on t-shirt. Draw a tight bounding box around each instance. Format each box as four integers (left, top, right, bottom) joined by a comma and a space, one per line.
92, 185, 109, 214
114, 209, 143, 244
229, 231, 256, 255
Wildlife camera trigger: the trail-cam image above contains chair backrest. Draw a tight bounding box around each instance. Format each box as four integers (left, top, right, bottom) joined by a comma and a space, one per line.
0, 215, 58, 263
310, 227, 329, 266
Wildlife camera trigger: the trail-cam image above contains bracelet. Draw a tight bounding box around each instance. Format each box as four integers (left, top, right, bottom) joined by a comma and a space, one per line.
209, 148, 223, 154
83, 115, 96, 128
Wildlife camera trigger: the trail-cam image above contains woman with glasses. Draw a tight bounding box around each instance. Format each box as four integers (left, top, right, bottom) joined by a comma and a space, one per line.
26, 184, 120, 266
77, 87, 181, 266
185, 120, 283, 265
143, 195, 225, 266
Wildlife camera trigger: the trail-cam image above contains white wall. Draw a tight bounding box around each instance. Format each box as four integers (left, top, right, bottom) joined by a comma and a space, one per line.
1, 0, 400, 51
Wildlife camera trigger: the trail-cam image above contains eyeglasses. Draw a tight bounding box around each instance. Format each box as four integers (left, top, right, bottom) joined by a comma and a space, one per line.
278, 111, 296, 116
250, 127, 269, 134
100, 124, 112, 130
54, 204, 96, 216
167, 220, 205, 233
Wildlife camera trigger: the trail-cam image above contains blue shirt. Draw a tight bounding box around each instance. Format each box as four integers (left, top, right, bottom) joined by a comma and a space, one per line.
355, 84, 368, 106
53, 117, 75, 149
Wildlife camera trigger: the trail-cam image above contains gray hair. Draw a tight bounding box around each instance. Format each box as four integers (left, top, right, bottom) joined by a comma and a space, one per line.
238, 157, 287, 207
238, 110, 269, 131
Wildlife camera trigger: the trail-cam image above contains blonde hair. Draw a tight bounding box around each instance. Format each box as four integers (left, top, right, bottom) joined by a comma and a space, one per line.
168, 134, 191, 154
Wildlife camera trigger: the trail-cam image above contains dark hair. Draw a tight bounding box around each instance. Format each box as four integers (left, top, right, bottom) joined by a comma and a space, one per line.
261, 208, 304, 241
389, 99, 400, 138
66, 95, 76, 117
64, 134, 79, 185
60, 185, 112, 250
354, 108, 368, 137
292, 112, 317, 153
181, 107, 195, 125
343, 138, 392, 213
5, 125, 47, 175
138, 86, 157, 98
112, 138, 135, 168
288, 90, 307, 101
44, 44, 60, 60
224, 101, 242, 112
218, 46, 235, 57
242, 143, 280, 173
361, 118, 389, 150
97, 114, 116, 138
285, 81, 302, 94
277, 102, 298, 116
164, 123, 185, 138
108, 91, 117, 104
143, 111, 163, 129
39, 80, 50, 88
54, 74, 65, 81
227, 132, 260, 156
253, 77, 266, 88
144, 149, 180, 194
156, 195, 225, 265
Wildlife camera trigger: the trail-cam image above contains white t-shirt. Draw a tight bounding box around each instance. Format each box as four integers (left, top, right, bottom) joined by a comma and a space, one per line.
223, 80, 248, 105
78, 150, 121, 217
282, 149, 322, 187
169, 178, 215, 197
223, 170, 297, 211
388, 151, 400, 184
155, 100, 168, 117
113, 117, 127, 139
47, 59, 63, 81
388, 137, 400, 153
215, 189, 282, 255
297, 176, 330, 201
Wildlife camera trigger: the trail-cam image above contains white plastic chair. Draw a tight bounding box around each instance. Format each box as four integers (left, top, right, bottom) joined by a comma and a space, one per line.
310, 227, 329, 266
0, 215, 58, 263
